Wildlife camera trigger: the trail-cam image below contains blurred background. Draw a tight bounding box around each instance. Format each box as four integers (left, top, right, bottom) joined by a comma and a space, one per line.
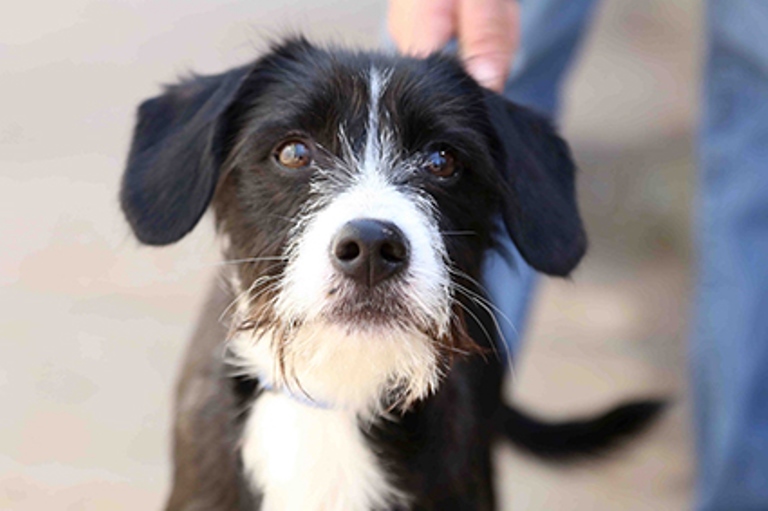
1, 0, 698, 509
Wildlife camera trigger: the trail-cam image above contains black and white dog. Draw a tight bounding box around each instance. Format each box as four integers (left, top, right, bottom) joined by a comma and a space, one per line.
121, 39, 661, 511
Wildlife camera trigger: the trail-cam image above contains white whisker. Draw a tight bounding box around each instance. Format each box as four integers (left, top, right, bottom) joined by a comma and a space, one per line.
220, 273, 281, 325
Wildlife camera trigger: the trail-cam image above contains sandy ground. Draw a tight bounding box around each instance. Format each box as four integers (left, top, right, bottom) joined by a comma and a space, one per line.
1, 0, 698, 509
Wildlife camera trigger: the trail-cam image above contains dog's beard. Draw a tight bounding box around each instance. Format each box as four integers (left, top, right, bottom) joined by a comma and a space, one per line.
229, 315, 444, 414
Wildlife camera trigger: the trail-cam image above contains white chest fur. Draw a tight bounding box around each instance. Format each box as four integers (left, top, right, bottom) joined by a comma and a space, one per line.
241, 393, 404, 511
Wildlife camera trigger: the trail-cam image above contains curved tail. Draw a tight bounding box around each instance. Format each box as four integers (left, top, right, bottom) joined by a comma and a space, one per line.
496, 399, 665, 461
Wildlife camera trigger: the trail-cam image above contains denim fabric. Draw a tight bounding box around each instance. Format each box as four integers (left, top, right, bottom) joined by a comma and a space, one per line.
692, 2, 768, 509
502, 1, 768, 509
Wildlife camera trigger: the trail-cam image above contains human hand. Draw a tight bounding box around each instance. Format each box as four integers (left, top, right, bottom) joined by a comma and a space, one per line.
387, 0, 520, 92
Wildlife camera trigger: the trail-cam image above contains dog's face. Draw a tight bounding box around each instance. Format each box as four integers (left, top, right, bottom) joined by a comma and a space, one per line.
121, 40, 586, 412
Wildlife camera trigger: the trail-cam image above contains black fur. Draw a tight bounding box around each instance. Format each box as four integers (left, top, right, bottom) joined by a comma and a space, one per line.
496, 400, 666, 461
121, 38, 661, 511
122, 65, 252, 245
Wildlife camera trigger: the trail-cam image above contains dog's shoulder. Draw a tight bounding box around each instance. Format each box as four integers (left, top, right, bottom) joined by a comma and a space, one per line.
166, 283, 259, 511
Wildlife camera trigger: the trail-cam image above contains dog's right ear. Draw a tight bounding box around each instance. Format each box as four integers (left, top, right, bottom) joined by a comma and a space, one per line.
120, 65, 252, 245
483, 92, 587, 277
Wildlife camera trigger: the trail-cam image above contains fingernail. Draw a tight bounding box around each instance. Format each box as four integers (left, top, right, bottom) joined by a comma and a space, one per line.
468, 61, 503, 92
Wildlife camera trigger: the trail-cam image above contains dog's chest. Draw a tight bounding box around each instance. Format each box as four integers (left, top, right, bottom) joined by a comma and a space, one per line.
241, 392, 403, 511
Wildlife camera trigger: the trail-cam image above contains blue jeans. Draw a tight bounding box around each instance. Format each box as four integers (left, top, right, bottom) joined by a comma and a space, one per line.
483, 1, 768, 509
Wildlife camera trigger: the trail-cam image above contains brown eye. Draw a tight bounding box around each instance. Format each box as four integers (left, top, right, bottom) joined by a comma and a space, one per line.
424, 150, 457, 178
275, 140, 313, 169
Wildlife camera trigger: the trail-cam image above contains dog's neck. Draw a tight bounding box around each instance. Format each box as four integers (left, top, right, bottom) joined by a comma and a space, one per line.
239, 372, 408, 511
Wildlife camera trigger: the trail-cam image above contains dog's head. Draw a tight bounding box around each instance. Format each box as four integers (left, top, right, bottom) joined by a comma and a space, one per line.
121, 39, 586, 412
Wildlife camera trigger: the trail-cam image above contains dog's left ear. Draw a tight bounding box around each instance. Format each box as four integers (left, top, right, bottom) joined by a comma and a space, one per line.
484, 92, 587, 277
120, 65, 252, 245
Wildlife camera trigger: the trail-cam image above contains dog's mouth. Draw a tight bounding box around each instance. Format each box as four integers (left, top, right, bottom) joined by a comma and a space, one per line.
319, 279, 437, 332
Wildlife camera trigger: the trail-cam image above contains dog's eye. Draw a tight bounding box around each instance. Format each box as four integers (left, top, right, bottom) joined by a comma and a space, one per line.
275, 140, 313, 169
423, 150, 458, 179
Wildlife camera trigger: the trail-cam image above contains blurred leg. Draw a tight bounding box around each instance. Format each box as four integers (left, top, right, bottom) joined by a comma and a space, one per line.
483, 0, 600, 359
503, 0, 600, 116
694, 2, 768, 509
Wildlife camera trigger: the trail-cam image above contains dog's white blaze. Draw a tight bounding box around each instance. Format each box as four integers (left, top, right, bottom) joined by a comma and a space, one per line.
362, 67, 389, 178
242, 393, 404, 511
229, 65, 450, 411
243, 65, 452, 410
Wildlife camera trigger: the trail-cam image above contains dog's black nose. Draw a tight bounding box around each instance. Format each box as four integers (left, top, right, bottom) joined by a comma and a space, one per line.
331, 219, 409, 287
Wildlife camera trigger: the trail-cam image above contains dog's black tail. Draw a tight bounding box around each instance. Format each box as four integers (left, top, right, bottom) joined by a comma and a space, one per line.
496, 399, 665, 461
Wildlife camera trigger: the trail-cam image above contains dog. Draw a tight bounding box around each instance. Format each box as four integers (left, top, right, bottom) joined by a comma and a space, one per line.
121, 38, 662, 511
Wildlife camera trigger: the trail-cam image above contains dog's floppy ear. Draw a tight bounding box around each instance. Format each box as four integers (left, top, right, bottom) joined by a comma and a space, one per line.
484, 92, 587, 276
120, 65, 252, 245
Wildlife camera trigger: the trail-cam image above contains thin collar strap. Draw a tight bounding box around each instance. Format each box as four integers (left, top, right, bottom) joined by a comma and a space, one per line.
257, 378, 335, 410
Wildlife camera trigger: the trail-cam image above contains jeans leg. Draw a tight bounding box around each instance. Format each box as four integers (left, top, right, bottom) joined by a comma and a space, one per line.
694, 2, 768, 509
483, 0, 600, 360
503, 0, 601, 116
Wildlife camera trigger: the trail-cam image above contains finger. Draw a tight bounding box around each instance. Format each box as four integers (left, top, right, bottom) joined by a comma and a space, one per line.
457, 0, 519, 91
388, 0, 457, 57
